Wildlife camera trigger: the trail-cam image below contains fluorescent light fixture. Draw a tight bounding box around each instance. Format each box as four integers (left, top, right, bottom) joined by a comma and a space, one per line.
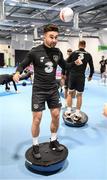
24, 34, 28, 40
103, 28, 107, 31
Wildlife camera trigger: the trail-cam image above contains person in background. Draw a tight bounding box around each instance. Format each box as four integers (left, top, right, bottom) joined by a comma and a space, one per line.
61, 48, 76, 107
0, 73, 18, 92
99, 55, 106, 78
13, 24, 81, 159
65, 40, 94, 121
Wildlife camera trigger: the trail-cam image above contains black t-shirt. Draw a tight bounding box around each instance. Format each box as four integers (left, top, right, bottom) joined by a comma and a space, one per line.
67, 48, 94, 77
16, 44, 74, 90
99, 60, 106, 70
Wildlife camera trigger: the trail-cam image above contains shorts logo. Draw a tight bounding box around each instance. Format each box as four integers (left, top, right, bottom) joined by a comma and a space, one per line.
33, 104, 39, 109
53, 55, 58, 62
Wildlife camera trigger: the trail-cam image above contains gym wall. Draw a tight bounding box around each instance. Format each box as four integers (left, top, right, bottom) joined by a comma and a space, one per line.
0, 30, 107, 72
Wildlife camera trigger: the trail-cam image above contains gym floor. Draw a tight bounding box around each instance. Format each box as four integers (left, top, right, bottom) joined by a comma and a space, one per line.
0, 67, 107, 180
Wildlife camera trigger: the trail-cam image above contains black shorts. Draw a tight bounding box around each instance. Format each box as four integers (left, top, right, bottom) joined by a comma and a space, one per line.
32, 87, 62, 112
100, 68, 105, 74
68, 74, 85, 92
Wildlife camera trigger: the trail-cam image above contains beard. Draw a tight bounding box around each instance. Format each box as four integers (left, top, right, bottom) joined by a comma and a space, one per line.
44, 39, 57, 48
50, 42, 56, 48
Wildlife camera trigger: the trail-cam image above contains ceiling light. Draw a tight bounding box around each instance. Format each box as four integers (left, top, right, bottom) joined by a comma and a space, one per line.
24, 34, 28, 41
103, 28, 107, 31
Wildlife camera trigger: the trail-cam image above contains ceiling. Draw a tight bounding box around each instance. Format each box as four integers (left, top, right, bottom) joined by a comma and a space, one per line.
0, 0, 107, 40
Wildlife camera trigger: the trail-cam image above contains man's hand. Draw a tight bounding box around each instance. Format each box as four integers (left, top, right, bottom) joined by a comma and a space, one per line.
75, 58, 83, 65
13, 72, 21, 83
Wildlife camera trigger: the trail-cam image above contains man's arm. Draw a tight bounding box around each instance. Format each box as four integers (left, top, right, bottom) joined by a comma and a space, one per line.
13, 51, 33, 82
88, 54, 94, 80
58, 51, 81, 71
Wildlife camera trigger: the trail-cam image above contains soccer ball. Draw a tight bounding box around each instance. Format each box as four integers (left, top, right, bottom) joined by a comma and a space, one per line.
59, 7, 74, 22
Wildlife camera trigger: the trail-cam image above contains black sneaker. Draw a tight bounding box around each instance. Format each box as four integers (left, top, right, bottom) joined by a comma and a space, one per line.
32, 145, 41, 159
49, 139, 64, 152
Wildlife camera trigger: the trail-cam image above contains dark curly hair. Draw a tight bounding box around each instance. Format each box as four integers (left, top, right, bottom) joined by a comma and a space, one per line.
43, 24, 59, 33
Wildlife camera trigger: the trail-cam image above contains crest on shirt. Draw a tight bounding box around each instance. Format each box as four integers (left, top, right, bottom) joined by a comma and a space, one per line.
53, 55, 58, 62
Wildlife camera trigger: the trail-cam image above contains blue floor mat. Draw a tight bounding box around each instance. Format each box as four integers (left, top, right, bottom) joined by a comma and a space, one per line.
0, 67, 107, 180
